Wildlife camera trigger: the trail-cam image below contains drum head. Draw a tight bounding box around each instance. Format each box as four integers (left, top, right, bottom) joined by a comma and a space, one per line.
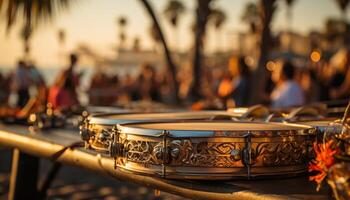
119, 121, 313, 137
299, 120, 333, 127
89, 111, 237, 125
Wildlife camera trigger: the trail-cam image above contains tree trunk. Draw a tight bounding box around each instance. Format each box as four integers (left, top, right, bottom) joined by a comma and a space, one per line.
249, 0, 277, 105
191, 0, 212, 100
24, 1, 32, 60
138, 0, 179, 103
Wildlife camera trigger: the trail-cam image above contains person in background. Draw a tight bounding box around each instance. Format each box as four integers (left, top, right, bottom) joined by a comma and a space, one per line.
89, 70, 105, 105
28, 63, 45, 87
0, 72, 11, 106
11, 60, 32, 107
48, 53, 80, 110
28, 63, 47, 107
60, 54, 79, 101
120, 74, 136, 103
298, 68, 320, 104
15, 63, 49, 118
177, 67, 193, 101
330, 49, 350, 99
330, 67, 350, 100
270, 61, 305, 108
313, 60, 332, 101
156, 69, 175, 104
137, 64, 160, 101
218, 56, 251, 107
48, 71, 79, 111
231, 57, 251, 107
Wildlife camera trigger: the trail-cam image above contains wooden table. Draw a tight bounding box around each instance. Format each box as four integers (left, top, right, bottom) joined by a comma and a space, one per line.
0, 125, 329, 200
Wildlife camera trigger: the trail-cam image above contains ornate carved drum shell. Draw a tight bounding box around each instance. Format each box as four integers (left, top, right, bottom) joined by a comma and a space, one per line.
114, 121, 315, 180
80, 111, 240, 153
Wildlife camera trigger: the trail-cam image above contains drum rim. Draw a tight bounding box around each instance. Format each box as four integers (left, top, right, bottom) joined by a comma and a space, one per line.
88, 111, 238, 125
298, 118, 341, 127
117, 121, 314, 138
86, 106, 131, 113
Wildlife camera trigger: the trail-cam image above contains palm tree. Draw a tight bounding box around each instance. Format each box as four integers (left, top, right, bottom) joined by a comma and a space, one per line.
117, 16, 128, 50
20, 25, 33, 59
210, 9, 226, 30
325, 18, 343, 42
191, 0, 214, 100
58, 29, 66, 47
334, 0, 350, 20
241, 2, 259, 34
132, 37, 141, 51
285, 0, 296, 31
333, 0, 350, 44
0, 0, 73, 62
325, 17, 350, 45
250, 0, 278, 104
149, 23, 161, 50
163, 0, 185, 51
138, 0, 179, 102
209, 8, 227, 53
285, 0, 296, 51
57, 28, 67, 65
0, 0, 73, 31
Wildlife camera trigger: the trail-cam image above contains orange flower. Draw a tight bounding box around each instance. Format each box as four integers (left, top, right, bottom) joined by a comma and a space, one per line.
309, 141, 338, 190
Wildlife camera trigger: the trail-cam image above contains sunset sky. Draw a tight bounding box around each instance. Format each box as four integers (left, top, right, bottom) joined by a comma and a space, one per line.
0, 0, 348, 67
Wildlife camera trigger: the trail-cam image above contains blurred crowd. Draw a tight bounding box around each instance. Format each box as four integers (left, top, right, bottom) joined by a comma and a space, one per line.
0, 60, 46, 114
84, 49, 350, 110
1, 49, 350, 113
199, 50, 350, 109
88, 64, 174, 106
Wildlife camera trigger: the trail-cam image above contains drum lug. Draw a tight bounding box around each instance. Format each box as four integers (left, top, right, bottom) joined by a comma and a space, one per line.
242, 132, 253, 179
79, 113, 91, 143
110, 125, 122, 169
161, 130, 170, 178
99, 130, 109, 142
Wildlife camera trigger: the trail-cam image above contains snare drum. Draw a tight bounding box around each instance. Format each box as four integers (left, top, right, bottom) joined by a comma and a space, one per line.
112, 121, 315, 179
80, 111, 239, 153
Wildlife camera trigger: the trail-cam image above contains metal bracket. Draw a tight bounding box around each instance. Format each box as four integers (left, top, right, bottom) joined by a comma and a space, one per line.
242, 131, 252, 179
161, 130, 169, 178
109, 125, 121, 169
79, 114, 90, 143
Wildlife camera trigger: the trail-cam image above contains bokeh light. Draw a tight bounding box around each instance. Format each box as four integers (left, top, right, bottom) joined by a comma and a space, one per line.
266, 61, 276, 71
244, 56, 255, 67
310, 50, 321, 63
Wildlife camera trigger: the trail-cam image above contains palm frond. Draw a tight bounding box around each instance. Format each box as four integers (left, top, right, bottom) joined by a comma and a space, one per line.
210, 8, 226, 29
335, 0, 350, 12
163, 0, 185, 27
0, 0, 75, 31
